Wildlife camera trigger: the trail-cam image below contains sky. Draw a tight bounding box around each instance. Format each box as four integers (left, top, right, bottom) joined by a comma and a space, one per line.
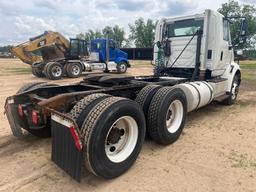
0, 0, 255, 46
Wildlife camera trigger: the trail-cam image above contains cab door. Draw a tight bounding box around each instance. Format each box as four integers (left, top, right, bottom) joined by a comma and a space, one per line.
221, 19, 233, 66
109, 40, 116, 61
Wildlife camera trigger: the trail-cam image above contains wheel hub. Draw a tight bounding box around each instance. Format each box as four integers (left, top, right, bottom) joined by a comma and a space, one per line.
107, 127, 125, 144
166, 100, 183, 133
105, 116, 138, 163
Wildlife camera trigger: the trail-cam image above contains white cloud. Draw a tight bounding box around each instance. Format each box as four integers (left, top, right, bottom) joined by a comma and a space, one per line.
0, 0, 255, 46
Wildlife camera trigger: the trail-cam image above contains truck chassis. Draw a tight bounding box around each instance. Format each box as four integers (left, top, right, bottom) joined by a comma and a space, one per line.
4, 72, 239, 181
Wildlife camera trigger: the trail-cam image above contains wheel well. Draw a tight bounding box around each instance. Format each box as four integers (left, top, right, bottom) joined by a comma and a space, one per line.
119, 60, 130, 67
235, 70, 241, 86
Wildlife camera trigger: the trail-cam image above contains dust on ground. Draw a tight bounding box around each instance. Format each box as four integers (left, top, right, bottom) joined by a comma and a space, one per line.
0, 59, 255, 192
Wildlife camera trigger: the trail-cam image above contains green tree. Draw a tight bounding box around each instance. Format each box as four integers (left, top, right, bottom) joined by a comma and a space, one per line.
102, 25, 125, 47
129, 18, 156, 48
218, 0, 256, 48
0, 45, 13, 52
77, 26, 125, 47
76, 30, 103, 42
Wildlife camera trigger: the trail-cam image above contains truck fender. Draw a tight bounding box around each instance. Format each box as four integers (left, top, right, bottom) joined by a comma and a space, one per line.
223, 62, 241, 93
115, 58, 130, 67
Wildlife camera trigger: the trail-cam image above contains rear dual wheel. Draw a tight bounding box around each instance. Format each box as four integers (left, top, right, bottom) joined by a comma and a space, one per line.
66, 63, 82, 78
136, 86, 187, 145
69, 94, 146, 179
32, 67, 44, 77
44, 62, 64, 80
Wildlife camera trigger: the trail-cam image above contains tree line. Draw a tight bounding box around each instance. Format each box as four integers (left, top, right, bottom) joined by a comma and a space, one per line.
76, 18, 156, 48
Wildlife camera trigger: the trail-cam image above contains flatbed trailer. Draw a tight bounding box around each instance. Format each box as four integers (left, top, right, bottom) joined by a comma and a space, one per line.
4, 9, 246, 181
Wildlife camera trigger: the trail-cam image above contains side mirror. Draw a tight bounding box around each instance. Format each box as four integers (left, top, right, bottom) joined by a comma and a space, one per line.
156, 41, 161, 48
236, 49, 243, 56
163, 39, 171, 57
239, 19, 248, 43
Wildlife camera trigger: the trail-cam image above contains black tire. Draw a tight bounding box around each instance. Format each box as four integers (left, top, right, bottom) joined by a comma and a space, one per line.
117, 62, 128, 73
66, 63, 82, 78
32, 67, 44, 77
69, 93, 111, 128
80, 97, 146, 179
44, 62, 64, 80
222, 74, 240, 105
135, 85, 162, 116
147, 87, 187, 145
135, 85, 162, 139
16, 82, 58, 138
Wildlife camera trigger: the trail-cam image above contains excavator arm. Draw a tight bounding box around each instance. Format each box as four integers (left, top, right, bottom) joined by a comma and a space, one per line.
12, 31, 70, 65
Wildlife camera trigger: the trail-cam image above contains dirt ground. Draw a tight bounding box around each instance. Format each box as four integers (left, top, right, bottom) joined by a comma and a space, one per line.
0, 59, 255, 192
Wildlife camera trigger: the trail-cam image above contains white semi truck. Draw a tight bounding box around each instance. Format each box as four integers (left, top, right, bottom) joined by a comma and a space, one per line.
4, 9, 246, 181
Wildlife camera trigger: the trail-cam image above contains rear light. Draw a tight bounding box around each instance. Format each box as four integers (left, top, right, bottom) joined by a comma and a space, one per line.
32, 110, 39, 125
70, 126, 82, 151
18, 105, 24, 117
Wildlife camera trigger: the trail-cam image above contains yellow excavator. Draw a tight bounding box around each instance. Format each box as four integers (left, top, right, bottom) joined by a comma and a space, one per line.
12, 31, 88, 80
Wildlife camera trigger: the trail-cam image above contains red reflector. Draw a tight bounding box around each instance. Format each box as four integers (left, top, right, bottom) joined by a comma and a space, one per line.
18, 105, 24, 117
32, 110, 39, 125
70, 126, 82, 151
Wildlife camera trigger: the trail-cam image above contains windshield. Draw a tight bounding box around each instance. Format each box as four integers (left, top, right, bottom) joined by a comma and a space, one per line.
167, 19, 203, 37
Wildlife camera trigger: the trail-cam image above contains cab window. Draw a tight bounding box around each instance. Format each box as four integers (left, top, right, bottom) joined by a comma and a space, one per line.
167, 19, 203, 37
223, 19, 230, 41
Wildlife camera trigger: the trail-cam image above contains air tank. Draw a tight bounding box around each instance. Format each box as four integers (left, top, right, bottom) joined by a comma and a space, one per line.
175, 81, 214, 112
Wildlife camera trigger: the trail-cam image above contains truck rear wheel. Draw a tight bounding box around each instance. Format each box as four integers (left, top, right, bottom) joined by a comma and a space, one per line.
117, 62, 128, 73
80, 97, 146, 179
32, 67, 44, 77
44, 62, 64, 80
135, 85, 162, 139
69, 93, 111, 128
66, 63, 82, 78
147, 87, 187, 145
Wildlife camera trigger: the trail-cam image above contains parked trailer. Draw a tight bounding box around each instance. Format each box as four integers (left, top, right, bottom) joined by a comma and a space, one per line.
4, 9, 246, 181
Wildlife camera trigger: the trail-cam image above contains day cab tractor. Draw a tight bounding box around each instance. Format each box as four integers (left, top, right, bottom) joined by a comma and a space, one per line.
12, 31, 130, 80
5, 10, 246, 181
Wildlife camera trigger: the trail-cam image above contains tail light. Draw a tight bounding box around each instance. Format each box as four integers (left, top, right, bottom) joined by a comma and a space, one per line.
70, 126, 82, 151
32, 110, 39, 125
18, 105, 24, 117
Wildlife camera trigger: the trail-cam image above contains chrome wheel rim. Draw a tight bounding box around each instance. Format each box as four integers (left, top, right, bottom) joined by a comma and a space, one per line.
166, 100, 183, 133
231, 81, 238, 100
72, 65, 80, 76
52, 66, 62, 77
105, 116, 138, 163
120, 63, 126, 73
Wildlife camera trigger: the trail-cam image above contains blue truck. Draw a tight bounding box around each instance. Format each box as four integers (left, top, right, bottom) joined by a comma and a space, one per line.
85, 38, 130, 74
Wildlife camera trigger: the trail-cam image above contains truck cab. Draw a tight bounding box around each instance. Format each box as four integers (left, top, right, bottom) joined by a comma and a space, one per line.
90, 39, 130, 72
68, 38, 88, 59
154, 9, 246, 98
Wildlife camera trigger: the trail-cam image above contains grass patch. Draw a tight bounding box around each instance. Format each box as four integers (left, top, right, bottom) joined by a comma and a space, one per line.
228, 150, 256, 168
130, 60, 153, 67
240, 63, 256, 69
5, 67, 31, 74
240, 60, 256, 69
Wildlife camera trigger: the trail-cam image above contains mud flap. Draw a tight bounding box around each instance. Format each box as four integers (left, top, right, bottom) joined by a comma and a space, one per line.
51, 115, 83, 182
4, 98, 24, 138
